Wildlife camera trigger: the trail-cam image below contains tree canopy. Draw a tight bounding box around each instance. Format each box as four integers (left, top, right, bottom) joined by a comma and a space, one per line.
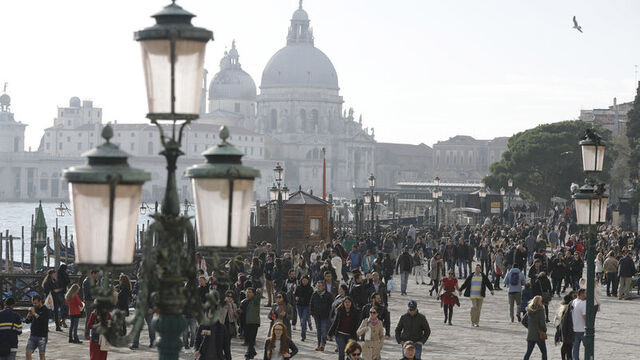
484, 120, 612, 211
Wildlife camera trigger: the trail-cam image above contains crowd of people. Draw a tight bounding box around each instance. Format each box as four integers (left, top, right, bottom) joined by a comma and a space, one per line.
1, 206, 639, 360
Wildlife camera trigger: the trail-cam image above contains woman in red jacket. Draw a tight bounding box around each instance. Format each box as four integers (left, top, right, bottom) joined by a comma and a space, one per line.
65, 283, 84, 344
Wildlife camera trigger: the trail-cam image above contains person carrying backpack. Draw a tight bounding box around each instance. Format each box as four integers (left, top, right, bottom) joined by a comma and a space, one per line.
504, 266, 526, 322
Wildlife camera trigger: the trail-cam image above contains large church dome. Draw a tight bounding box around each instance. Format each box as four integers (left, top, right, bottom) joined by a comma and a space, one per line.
209, 41, 257, 101
261, 3, 339, 90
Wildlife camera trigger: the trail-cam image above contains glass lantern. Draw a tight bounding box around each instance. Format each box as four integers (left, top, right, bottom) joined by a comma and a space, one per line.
186, 126, 260, 248
63, 125, 150, 265
579, 129, 606, 172
134, 1, 213, 120
368, 174, 376, 189
573, 185, 608, 224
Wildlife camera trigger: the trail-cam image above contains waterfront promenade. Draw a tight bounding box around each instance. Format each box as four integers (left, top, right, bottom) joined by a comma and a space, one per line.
12, 274, 639, 359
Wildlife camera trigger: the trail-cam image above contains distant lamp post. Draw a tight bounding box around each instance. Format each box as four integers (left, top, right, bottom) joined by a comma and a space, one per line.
364, 174, 377, 237
55, 202, 72, 217
478, 187, 487, 221
139, 201, 151, 215
573, 129, 607, 360
269, 163, 289, 255
433, 176, 442, 227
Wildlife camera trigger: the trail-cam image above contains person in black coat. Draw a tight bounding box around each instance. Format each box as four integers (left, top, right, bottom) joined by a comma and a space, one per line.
532, 272, 552, 322
348, 272, 373, 310
294, 275, 313, 341
328, 297, 361, 360
360, 293, 391, 339
56, 265, 71, 328
194, 323, 225, 360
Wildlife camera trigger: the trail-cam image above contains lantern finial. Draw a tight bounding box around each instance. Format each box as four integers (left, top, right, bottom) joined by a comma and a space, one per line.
102, 125, 114, 143
219, 126, 229, 143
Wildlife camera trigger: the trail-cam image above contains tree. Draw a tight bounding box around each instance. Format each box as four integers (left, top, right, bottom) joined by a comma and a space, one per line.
626, 81, 640, 181
484, 120, 612, 212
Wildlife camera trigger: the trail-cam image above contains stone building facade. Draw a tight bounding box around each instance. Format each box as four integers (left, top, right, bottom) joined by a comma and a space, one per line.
579, 97, 631, 138
433, 135, 508, 182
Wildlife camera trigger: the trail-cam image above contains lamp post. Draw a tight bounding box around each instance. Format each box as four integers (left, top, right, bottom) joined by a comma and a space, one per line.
269, 163, 289, 256
433, 176, 442, 227
62, 3, 259, 359
55, 202, 72, 217
573, 129, 607, 360
478, 186, 487, 223
363, 174, 377, 238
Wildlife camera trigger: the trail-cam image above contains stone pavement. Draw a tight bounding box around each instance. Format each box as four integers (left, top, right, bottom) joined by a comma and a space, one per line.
13, 273, 640, 359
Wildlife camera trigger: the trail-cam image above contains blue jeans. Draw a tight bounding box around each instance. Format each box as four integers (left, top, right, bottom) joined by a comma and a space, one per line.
132, 312, 156, 347
456, 259, 468, 278
400, 271, 410, 294
26, 335, 47, 353
297, 305, 310, 338
182, 317, 198, 348
68, 316, 80, 341
335, 333, 351, 360
573, 331, 584, 360
314, 317, 329, 346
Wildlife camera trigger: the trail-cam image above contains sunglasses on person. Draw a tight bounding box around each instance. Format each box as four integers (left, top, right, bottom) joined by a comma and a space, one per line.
351, 352, 361, 357
370, 311, 377, 314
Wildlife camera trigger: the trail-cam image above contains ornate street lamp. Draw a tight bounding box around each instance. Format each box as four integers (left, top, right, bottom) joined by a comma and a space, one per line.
61, 3, 260, 359
367, 174, 377, 237
139, 201, 151, 215
478, 187, 487, 222
63, 125, 150, 265
573, 128, 607, 360
433, 176, 442, 227
55, 202, 72, 217
270, 163, 287, 255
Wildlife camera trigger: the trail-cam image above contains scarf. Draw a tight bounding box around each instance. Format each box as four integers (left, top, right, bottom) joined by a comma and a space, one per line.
369, 317, 379, 326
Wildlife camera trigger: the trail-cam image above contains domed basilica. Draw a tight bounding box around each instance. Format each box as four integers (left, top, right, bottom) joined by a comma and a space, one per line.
202, 2, 375, 197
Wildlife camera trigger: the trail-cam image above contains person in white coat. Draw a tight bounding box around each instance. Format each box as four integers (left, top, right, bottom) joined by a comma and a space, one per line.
331, 249, 343, 284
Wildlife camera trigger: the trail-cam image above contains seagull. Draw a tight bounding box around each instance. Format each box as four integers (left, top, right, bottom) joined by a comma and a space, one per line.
573, 16, 583, 33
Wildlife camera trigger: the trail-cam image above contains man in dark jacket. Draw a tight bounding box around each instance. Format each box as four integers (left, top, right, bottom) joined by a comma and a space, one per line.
24, 295, 49, 360
459, 264, 494, 327
455, 239, 472, 278
294, 276, 313, 341
82, 270, 99, 340
360, 293, 391, 339
618, 251, 637, 300
241, 287, 262, 359
395, 300, 430, 360
396, 247, 413, 296
310, 280, 334, 351
348, 272, 373, 310
0, 297, 22, 359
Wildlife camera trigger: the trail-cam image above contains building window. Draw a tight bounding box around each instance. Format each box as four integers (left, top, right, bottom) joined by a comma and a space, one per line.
40, 179, 48, 191
148, 142, 154, 155
77, 143, 82, 150
66, 137, 71, 142
149, 132, 153, 138
46, 143, 50, 150
14, 137, 20, 152
194, 144, 198, 152
234, 103, 241, 112
78, 132, 82, 137
130, 143, 135, 151
311, 109, 319, 130
131, 132, 135, 137
117, 133, 121, 137
89, 142, 93, 148
67, 120, 72, 126
58, 143, 63, 150
310, 218, 320, 237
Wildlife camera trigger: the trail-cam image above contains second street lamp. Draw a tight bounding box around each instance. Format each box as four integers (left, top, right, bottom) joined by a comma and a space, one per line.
271, 163, 288, 255
368, 174, 376, 238
574, 128, 607, 360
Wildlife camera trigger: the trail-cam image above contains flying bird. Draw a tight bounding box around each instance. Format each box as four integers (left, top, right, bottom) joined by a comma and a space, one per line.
572, 16, 583, 33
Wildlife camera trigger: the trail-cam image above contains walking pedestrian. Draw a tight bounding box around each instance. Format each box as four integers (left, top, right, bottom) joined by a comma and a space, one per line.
523, 295, 548, 360
116, 274, 132, 335
294, 275, 313, 341
602, 251, 618, 297
263, 322, 298, 360
328, 297, 360, 360
356, 305, 384, 360
24, 295, 50, 360
396, 247, 413, 296
310, 280, 333, 351
438, 270, 460, 325
571, 289, 587, 360
617, 251, 636, 300
241, 288, 262, 359
459, 264, 494, 327
82, 270, 99, 340
268, 292, 294, 336
555, 293, 576, 360
64, 284, 84, 344
41, 270, 62, 332
87, 306, 109, 360
429, 253, 445, 297
504, 265, 526, 322
394, 300, 431, 359
0, 297, 22, 360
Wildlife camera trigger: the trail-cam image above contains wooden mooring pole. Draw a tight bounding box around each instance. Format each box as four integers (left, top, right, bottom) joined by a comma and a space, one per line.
21, 226, 25, 271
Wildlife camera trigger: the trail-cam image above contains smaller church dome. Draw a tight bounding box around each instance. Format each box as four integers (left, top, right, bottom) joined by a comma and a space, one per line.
292, 8, 309, 21
209, 41, 257, 101
69, 97, 81, 107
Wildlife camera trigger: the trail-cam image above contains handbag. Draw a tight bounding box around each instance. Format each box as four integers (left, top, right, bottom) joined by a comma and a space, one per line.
44, 293, 54, 310
387, 278, 396, 292
538, 331, 548, 340
99, 334, 110, 352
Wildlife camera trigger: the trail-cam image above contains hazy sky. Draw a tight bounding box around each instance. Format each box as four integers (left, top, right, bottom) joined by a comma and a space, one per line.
1, 0, 639, 150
